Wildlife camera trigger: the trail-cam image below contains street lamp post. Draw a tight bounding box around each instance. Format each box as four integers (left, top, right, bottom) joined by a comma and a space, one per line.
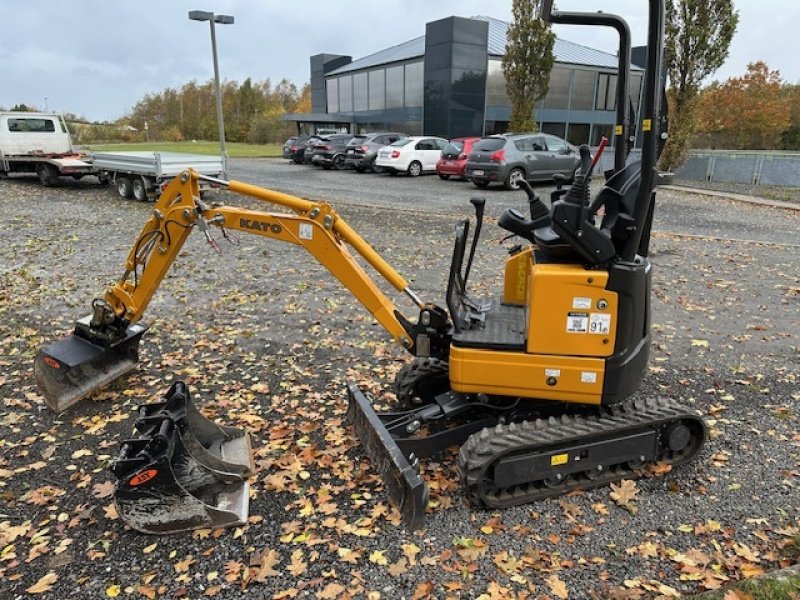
189, 10, 234, 178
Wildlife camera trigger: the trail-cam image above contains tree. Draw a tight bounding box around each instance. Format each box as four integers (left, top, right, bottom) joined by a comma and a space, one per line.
660, 0, 738, 170
781, 84, 800, 150
502, 0, 555, 132
694, 62, 791, 150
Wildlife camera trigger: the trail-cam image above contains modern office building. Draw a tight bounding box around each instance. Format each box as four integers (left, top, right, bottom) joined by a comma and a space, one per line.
285, 15, 644, 145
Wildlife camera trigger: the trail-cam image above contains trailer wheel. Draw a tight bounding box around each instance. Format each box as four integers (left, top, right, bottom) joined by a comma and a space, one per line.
116, 176, 134, 199
37, 164, 58, 187
131, 177, 149, 202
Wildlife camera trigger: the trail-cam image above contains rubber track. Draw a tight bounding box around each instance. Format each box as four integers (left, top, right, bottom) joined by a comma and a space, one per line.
458, 397, 706, 509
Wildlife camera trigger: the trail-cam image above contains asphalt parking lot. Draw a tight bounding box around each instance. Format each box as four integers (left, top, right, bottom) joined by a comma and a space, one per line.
1, 159, 799, 598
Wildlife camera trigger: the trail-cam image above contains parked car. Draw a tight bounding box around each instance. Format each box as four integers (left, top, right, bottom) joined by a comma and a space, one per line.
465, 133, 580, 190
301, 135, 325, 165
287, 135, 315, 164
344, 132, 408, 173
375, 136, 449, 177
282, 136, 299, 159
310, 133, 354, 169
436, 136, 481, 180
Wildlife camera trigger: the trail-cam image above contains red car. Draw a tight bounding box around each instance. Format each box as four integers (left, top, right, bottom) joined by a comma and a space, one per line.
436, 137, 481, 180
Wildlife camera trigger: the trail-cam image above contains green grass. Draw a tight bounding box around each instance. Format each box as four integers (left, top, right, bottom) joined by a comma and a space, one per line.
691, 571, 800, 600
85, 141, 281, 158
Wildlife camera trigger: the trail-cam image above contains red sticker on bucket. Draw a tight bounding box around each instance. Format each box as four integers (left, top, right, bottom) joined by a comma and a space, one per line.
43, 356, 61, 369
129, 469, 158, 486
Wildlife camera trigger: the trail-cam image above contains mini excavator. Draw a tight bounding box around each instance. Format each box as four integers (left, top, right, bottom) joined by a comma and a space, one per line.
35, 0, 705, 532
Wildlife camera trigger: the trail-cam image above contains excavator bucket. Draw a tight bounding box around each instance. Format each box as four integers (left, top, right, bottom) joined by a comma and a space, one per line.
33, 317, 148, 413
346, 382, 429, 530
112, 382, 255, 535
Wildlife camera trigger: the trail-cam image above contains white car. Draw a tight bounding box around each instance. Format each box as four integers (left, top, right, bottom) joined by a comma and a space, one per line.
374, 136, 449, 177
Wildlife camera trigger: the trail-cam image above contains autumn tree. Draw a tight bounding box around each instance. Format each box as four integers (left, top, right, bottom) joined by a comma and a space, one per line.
502, 0, 555, 132
660, 0, 738, 170
781, 84, 800, 150
694, 62, 791, 150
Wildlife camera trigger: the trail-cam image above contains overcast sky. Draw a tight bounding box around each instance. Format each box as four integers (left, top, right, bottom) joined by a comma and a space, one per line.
0, 0, 796, 122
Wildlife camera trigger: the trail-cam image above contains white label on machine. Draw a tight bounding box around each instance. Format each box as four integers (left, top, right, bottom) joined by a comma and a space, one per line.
581, 371, 598, 384
589, 313, 611, 334
566, 312, 588, 333
545, 369, 561, 378
572, 297, 592, 310
299, 223, 314, 240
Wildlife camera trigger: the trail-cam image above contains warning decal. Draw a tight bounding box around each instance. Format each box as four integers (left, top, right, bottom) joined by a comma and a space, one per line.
566, 312, 588, 333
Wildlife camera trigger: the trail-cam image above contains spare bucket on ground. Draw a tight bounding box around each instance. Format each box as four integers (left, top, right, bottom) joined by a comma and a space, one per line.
112, 381, 255, 535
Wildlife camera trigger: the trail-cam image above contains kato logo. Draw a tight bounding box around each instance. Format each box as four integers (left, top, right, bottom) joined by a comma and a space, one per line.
43, 356, 61, 369
129, 469, 158, 486
239, 218, 281, 234
550, 453, 569, 467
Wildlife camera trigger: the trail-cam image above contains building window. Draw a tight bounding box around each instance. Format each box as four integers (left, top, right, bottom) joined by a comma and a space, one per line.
386, 65, 404, 109
543, 67, 570, 109
369, 69, 385, 111
567, 123, 591, 145
353, 72, 368, 111
630, 73, 643, 114
339, 75, 353, 112
541, 122, 567, 138
570, 69, 595, 111
486, 59, 510, 107
404, 62, 424, 108
591, 124, 614, 145
326, 78, 339, 114
595, 73, 617, 111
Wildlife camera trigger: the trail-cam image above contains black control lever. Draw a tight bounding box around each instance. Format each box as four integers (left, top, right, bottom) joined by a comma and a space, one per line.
463, 197, 485, 289
518, 179, 550, 221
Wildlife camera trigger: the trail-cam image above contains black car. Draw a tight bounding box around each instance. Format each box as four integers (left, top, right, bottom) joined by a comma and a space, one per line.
282, 136, 298, 159
284, 135, 310, 161
310, 133, 354, 169
343, 132, 408, 172
284, 135, 311, 164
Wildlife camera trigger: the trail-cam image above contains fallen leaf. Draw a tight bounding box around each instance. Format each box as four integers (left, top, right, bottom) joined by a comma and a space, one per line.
610, 479, 639, 514
318, 582, 346, 599
547, 574, 569, 599
26, 572, 58, 594
388, 557, 408, 576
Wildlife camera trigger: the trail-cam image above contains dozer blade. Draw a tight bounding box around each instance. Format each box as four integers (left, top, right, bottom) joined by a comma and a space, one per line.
346, 382, 429, 530
34, 317, 148, 413
112, 382, 254, 535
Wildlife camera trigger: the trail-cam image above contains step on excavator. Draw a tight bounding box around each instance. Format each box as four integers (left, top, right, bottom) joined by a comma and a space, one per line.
34, 0, 705, 533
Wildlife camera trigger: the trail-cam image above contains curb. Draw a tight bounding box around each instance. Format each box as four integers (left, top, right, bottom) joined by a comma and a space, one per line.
662, 184, 800, 212
690, 563, 800, 598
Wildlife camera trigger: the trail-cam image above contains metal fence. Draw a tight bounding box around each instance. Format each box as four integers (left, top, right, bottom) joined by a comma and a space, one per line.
592, 149, 800, 188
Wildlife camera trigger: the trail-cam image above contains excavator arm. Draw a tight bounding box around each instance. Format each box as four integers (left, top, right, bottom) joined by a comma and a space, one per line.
35, 169, 450, 412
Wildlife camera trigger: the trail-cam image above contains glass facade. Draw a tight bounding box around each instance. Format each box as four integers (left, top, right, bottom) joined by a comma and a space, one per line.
385, 65, 404, 109
338, 74, 353, 112
323, 44, 645, 146
326, 78, 338, 114
404, 62, 424, 107
369, 70, 385, 110
353, 72, 368, 111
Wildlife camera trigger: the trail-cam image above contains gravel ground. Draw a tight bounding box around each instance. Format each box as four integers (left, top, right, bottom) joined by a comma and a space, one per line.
0, 161, 798, 599
673, 178, 800, 206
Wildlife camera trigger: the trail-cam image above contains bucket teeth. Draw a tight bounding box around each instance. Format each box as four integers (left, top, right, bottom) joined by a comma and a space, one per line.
34, 318, 148, 413
112, 381, 255, 535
